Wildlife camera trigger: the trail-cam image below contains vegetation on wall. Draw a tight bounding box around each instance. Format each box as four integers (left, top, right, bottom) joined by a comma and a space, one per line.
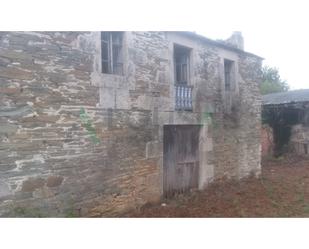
260, 65, 289, 95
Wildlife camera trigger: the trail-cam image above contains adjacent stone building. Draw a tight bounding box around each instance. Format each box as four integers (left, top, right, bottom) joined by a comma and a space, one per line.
262, 89, 309, 157
0, 31, 262, 217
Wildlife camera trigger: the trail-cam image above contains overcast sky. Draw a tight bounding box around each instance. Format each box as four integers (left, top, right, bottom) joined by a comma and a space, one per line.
3, 0, 309, 90
193, 0, 309, 90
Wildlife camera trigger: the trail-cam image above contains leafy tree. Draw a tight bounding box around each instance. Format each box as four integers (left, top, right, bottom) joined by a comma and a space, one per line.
260, 66, 289, 95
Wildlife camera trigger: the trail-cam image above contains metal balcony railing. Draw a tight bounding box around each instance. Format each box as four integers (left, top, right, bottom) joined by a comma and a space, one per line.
175, 84, 193, 111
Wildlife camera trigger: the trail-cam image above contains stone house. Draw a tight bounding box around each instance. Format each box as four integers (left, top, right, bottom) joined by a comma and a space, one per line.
262, 89, 309, 157
0, 31, 262, 217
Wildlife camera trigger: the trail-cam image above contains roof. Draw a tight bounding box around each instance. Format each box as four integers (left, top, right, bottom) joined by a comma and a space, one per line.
175, 31, 264, 60
262, 89, 309, 106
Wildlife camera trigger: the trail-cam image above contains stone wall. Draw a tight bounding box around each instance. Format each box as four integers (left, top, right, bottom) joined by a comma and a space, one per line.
210, 51, 262, 179
0, 32, 102, 216
261, 124, 274, 157
290, 124, 309, 155
0, 31, 262, 217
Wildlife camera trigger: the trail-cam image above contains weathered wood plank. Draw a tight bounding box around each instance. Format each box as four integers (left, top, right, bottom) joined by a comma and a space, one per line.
163, 125, 200, 197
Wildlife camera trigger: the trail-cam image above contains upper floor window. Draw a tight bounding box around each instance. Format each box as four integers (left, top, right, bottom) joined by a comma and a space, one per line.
101, 32, 123, 75
174, 44, 193, 111
174, 45, 191, 85
224, 59, 235, 91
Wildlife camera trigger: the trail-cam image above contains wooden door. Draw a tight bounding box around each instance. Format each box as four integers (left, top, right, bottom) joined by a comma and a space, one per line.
163, 125, 200, 197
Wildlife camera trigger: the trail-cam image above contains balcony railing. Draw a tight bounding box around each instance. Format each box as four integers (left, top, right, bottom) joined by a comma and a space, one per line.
175, 84, 193, 111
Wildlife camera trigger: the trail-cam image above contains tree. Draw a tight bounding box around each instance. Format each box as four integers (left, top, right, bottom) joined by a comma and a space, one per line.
260, 66, 289, 95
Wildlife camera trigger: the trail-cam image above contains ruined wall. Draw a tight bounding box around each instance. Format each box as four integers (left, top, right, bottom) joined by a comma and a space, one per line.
0, 31, 262, 217
261, 124, 274, 157
290, 124, 309, 155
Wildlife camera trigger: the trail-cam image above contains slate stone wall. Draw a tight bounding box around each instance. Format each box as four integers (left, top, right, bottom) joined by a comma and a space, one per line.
261, 124, 274, 157
0, 31, 262, 216
290, 124, 309, 155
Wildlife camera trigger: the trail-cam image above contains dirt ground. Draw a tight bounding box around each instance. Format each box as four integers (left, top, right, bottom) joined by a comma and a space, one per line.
125, 155, 309, 217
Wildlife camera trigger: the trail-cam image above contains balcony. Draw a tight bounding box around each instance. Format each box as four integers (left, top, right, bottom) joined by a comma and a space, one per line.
175, 84, 193, 111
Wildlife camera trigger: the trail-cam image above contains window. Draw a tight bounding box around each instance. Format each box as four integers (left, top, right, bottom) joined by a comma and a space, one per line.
174, 44, 193, 111
101, 32, 123, 75
174, 45, 190, 85
224, 59, 234, 91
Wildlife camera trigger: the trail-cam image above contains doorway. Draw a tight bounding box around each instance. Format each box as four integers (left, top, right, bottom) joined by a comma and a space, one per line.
163, 125, 200, 197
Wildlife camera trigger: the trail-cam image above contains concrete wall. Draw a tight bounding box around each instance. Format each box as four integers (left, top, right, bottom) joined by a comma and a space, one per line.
0, 31, 262, 216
